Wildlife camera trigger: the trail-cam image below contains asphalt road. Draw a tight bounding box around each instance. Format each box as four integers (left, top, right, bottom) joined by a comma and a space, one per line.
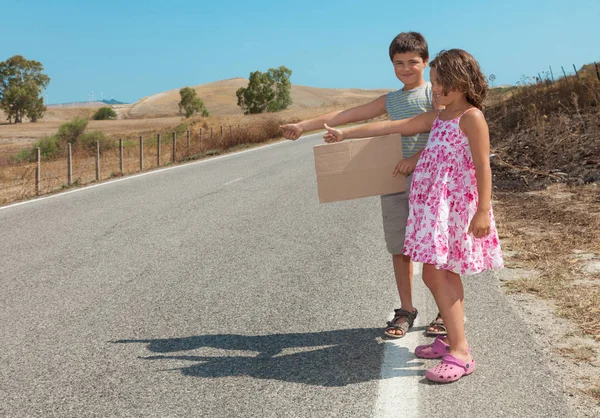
0, 132, 577, 417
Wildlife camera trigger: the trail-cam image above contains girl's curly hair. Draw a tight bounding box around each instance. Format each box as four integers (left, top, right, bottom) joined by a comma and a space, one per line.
430, 49, 488, 109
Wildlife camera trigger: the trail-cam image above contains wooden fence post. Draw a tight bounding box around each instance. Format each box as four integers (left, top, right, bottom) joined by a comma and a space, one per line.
157, 133, 161, 167
139, 136, 144, 171
561, 66, 567, 79
172, 132, 176, 163
595, 62, 600, 81
186, 130, 190, 156
119, 138, 124, 174
549, 65, 555, 82
95, 141, 100, 181
210, 127, 213, 141
220, 125, 223, 142
573, 64, 579, 78
36, 147, 40, 195
67, 143, 72, 185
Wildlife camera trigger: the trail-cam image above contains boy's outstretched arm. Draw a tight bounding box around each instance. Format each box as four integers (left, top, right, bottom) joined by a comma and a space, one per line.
323, 111, 435, 143
280, 95, 387, 140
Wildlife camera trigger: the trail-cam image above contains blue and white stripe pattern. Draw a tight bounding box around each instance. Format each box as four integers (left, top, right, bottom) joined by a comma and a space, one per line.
385, 83, 433, 158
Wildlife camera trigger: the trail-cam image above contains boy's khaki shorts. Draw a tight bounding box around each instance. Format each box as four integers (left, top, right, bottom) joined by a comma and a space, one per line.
380, 175, 412, 255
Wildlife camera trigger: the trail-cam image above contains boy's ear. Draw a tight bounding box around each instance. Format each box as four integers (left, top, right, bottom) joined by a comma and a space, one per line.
423, 59, 429, 67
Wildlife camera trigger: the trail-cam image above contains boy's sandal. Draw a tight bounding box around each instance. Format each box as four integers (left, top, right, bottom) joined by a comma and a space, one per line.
425, 354, 476, 383
426, 312, 448, 336
384, 308, 418, 339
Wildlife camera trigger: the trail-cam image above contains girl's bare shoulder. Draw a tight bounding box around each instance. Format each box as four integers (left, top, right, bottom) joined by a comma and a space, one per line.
460, 108, 487, 131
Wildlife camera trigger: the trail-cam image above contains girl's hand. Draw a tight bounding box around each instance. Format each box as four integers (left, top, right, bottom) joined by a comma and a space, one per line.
323, 124, 344, 143
393, 155, 418, 177
467, 211, 491, 238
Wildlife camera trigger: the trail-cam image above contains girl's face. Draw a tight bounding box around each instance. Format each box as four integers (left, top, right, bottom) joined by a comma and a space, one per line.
430, 68, 463, 107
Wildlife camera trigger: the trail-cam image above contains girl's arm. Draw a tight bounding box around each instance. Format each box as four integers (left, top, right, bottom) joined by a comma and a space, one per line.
323, 111, 436, 142
462, 110, 493, 238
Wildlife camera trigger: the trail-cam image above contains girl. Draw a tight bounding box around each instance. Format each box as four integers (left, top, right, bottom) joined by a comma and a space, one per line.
323, 49, 503, 383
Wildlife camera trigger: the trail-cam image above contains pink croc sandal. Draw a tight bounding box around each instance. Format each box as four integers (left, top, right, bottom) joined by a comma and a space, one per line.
425, 354, 476, 383
415, 336, 450, 359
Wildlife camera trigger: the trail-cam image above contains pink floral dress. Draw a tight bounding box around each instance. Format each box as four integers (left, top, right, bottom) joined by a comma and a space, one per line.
402, 108, 504, 275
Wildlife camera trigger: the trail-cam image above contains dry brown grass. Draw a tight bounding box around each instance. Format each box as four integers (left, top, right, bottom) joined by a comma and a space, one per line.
556, 345, 596, 362
486, 76, 600, 190
590, 385, 600, 400
494, 184, 600, 340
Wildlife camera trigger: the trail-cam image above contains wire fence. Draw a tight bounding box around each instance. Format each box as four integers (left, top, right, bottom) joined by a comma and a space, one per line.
0, 122, 279, 206
517, 62, 600, 86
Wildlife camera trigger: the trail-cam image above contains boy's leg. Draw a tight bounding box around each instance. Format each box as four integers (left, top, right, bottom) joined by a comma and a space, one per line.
393, 253, 413, 311
382, 187, 415, 337
421, 264, 470, 362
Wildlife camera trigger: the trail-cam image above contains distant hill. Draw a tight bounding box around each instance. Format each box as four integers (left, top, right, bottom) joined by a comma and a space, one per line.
47, 101, 107, 109
47, 99, 127, 108
101, 99, 127, 105
124, 78, 393, 118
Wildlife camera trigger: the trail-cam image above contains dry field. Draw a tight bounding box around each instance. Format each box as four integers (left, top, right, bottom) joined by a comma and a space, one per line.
125, 78, 392, 118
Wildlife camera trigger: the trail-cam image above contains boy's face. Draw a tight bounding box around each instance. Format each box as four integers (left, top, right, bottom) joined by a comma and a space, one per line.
391, 52, 427, 87
430, 68, 462, 106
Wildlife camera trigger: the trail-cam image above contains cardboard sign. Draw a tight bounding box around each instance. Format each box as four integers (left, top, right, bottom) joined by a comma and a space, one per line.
313, 134, 405, 203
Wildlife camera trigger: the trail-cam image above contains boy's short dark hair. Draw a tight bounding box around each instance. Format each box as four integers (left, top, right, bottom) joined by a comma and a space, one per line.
388, 32, 429, 62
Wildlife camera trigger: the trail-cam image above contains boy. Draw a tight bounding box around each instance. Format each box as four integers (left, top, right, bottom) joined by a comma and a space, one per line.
280, 32, 444, 338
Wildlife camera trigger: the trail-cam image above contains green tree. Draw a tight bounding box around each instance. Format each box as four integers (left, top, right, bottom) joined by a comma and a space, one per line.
0, 55, 50, 123
178, 87, 209, 118
236, 66, 292, 115
93, 106, 117, 120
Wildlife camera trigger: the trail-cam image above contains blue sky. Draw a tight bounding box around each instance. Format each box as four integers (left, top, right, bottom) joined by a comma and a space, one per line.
1, 0, 598, 104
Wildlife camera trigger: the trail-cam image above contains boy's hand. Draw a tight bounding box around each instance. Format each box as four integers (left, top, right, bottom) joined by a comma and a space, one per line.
280, 123, 303, 140
393, 155, 418, 177
467, 211, 491, 238
323, 124, 344, 143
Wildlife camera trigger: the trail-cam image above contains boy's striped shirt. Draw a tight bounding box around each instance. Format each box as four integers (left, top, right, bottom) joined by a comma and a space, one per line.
385, 83, 433, 158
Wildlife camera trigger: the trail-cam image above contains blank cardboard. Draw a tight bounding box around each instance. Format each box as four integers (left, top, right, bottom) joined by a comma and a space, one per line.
313, 134, 405, 203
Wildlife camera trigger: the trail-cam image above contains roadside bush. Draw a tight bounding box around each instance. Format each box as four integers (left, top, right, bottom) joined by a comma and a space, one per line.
20, 117, 118, 160
17, 135, 62, 161
93, 107, 117, 120
81, 131, 112, 151
56, 117, 88, 144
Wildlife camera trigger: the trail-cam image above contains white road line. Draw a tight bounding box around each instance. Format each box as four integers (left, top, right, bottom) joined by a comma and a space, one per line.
224, 177, 244, 186
374, 262, 424, 418
0, 139, 293, 211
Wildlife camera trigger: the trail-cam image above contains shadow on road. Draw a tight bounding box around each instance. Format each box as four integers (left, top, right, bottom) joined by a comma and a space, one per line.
114, 328, 424, 387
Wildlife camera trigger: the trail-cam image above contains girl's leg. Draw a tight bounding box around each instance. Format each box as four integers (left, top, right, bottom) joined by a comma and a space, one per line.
421, 264, 470, 362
